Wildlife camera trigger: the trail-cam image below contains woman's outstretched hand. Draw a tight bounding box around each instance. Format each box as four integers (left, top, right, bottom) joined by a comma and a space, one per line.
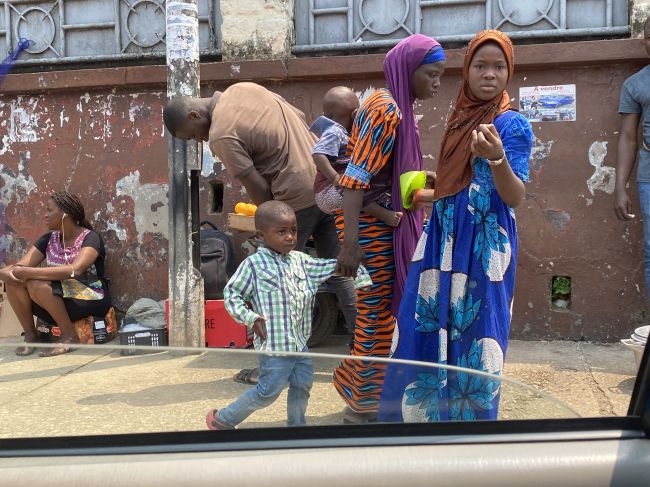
471, 124, 505, 161
336, 241, 365, 278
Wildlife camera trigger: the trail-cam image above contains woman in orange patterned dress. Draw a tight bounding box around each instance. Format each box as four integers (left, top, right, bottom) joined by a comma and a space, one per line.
334, 35, 446, 423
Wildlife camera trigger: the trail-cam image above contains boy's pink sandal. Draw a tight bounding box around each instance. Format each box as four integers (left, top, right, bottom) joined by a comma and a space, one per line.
206, 409, 235, 431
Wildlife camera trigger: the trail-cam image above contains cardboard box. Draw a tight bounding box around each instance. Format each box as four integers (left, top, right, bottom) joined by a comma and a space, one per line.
0, 288, 26, 338
227, 213, 256, 232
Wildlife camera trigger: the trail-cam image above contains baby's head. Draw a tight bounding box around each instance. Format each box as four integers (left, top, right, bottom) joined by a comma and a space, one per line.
255, 200, 297, 255
322, 86, 359, 132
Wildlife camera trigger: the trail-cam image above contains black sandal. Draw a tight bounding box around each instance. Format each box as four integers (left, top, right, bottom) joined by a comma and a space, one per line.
342, 407, 377, 424
233, 368, 259, 385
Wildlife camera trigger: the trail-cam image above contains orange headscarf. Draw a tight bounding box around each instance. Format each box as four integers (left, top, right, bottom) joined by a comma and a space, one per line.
434, 30, 514, 200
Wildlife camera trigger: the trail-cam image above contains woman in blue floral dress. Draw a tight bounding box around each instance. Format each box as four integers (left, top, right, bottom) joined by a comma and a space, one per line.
378, 30, 533, 422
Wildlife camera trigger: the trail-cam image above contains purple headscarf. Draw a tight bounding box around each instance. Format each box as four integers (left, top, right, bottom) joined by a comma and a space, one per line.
384, 34, 443, 313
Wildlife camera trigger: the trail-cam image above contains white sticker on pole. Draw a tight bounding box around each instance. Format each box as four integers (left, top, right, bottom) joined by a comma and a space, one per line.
166, 1, 200, 62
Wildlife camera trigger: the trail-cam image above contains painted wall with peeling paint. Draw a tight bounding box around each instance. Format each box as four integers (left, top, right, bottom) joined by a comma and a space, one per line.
0, 38, 648, 341
501, 64, 646, 341
0, 91, 169, 311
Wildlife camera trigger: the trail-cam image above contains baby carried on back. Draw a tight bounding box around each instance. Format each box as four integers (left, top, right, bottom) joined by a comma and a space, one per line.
310, 86, 403, 228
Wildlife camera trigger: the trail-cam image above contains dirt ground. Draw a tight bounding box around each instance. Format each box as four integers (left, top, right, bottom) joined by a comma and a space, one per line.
0, 336, 639, 438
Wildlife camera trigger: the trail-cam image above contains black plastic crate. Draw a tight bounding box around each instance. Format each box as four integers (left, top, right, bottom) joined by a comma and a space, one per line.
118, 328, 167, 355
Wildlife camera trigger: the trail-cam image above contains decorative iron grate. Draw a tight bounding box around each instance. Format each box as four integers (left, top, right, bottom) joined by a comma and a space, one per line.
0, 0, 220, 65
295, 0, 629, 53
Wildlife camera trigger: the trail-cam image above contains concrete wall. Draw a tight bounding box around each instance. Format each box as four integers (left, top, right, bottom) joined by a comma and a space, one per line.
219, 1, 649, 57
0, 37, 648, 341
632, 0, 650, 35
220, 0, 294, 60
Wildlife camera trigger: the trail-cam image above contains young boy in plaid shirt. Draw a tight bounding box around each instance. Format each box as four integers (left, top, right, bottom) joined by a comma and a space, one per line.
206, 200, 371, 430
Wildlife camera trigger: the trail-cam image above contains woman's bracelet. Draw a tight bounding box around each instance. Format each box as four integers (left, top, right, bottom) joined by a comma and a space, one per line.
487, 153, 506, 167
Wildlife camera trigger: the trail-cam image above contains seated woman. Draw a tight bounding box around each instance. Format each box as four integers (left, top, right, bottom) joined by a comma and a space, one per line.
0, 192, 112, 357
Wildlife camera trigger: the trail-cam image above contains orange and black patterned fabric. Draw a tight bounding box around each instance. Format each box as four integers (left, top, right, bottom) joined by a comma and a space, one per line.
338, 89, 401, 191
332, 88, 401, 413
333, 213, 396, 412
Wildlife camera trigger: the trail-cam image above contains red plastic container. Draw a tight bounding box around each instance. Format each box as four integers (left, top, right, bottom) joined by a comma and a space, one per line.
166, 299, 251, 348
204, 299, 250, 348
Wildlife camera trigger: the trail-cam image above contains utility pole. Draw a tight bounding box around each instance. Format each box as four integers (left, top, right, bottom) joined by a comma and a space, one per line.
166, 0, 204, 348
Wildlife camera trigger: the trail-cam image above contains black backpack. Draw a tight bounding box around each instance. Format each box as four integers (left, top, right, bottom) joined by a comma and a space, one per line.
199, 221, 236, 300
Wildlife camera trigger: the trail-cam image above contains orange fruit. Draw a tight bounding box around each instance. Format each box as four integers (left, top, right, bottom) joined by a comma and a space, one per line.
234, 202, 247, 215
246, 204, 257, 216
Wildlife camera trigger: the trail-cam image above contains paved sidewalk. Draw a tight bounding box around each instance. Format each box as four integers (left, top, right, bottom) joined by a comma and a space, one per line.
0, 336, 639, 438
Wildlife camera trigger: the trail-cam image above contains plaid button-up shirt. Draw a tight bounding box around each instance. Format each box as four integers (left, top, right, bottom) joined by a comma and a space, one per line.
224, 246, 372, 352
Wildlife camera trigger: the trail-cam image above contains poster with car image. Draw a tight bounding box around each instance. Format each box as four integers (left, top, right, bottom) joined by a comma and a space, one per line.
519, 84, 576, 122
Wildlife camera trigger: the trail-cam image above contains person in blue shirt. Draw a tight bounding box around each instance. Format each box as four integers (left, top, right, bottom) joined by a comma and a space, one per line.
614, 16, 650, 300
379, 30, 533, 422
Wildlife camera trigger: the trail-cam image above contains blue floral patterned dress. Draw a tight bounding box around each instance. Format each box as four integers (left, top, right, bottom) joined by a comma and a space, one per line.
378, 111, 533, 422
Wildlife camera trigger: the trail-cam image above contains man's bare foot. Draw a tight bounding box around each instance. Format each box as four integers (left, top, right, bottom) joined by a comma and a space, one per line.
15, 333, 39, 356
39, 337, 78, 357
39, 344, 75, 357
15, 345, 36, 356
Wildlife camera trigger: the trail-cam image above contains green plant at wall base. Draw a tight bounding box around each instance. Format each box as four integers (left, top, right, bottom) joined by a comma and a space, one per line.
552, 276, 571, 296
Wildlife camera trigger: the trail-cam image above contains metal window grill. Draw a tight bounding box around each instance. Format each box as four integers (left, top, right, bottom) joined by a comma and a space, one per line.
295, 0, 630, 53
0, 0, 220, 66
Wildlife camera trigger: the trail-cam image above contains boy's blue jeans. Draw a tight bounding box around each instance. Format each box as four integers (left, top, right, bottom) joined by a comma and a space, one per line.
218, 347, 313, 427
639, 183, 650, 301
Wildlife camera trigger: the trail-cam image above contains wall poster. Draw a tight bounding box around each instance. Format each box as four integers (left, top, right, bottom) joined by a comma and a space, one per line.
519, 84, 576, 122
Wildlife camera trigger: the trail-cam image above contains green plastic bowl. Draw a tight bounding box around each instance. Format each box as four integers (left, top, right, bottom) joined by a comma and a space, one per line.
400, 171, 427, 209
